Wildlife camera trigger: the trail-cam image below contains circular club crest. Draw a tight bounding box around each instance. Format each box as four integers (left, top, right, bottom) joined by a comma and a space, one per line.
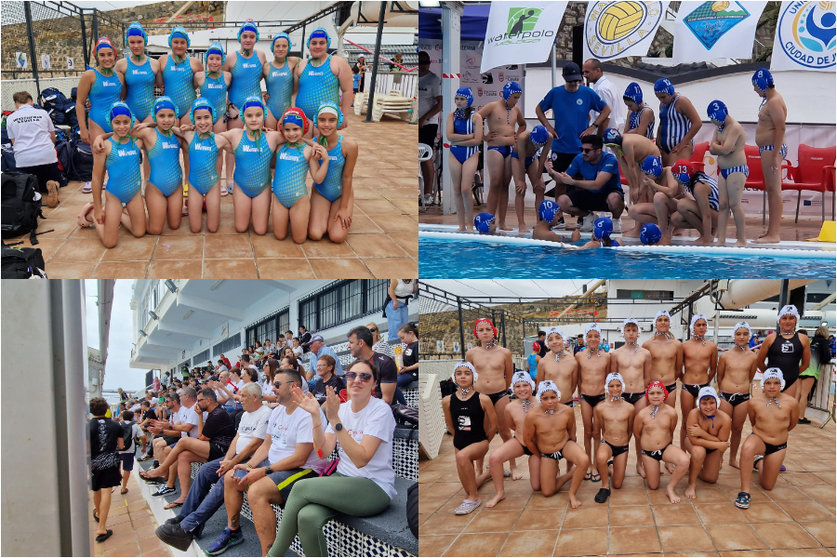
586, 1, 663, 60
778, 2, 836, 69
576, 98, 584, 106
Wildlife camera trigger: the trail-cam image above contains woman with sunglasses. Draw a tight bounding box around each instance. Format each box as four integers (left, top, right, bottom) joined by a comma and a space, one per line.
366, 322, 393, 358
311, 354, 345, 404
268, 360, 395, 557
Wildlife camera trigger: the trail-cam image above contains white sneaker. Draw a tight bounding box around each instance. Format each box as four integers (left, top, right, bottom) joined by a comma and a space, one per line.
578, 217, 594, 233
423, 194, 435, 205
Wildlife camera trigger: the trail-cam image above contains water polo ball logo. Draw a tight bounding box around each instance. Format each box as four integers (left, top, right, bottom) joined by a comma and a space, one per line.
779, 1, 836, 69
597, 2, 647, 43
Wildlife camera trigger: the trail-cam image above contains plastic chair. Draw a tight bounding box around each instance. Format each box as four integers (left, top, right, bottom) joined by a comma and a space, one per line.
690, 141, 709, 173
781, 144, 837, 223
743, 144, 769, 225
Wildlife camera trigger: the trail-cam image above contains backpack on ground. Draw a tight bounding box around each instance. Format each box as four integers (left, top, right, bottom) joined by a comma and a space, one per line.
55, 140, 73, 187
1, 121, 16, 173
1, 245, 46, 278
70, 140, 93, 181
38, 87, 78, 128
1, 172, 44, 244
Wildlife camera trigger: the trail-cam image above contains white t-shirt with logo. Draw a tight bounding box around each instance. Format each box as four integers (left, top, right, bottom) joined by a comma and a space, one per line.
234, 405, 271, 455
326, 397, 396, 500
6, 104, 58, 167
266, 404, 323, 471
175, 405, 200, 438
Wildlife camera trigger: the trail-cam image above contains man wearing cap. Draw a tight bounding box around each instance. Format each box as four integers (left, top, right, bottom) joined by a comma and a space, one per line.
536, 63, 610, 216
602, 128, 660, 209
511, 125, 553, 232
354, 55, 367, 93
479, 81, 527, 231
683, 386, 730, 500
653, 78, 701, 166
752, 69, 787, 244
306, 334, 345, 388
583, 58, 625, 133
545, 134, 624, 233
707, 100, 748, 246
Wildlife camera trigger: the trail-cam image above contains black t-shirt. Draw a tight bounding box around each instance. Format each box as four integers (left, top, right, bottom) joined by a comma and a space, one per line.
300, 332, 312, 353
536, 340, 548, 358
402, 341, 419, 379
202, 405, 235, 450
371, 352, 397, 399
89, 417, 122, 470
312, 374, 347, 403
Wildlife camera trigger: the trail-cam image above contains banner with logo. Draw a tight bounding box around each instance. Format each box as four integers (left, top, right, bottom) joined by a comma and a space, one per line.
672, 1, 767, 63
771, 1, 836, 72
480, 2, 568, 73
583, 1, 669, 61
422, 38, 525, 112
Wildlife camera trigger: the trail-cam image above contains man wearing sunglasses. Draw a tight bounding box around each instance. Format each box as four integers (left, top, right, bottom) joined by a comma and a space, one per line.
348, 325, 400, 405
546, 134, 625, 232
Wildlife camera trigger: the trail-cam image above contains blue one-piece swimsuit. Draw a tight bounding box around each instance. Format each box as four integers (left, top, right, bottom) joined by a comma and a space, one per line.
296, 55, 339, 121
188, 133, 219, 196
146, 129, 183, 197
273, 143, 309, 208
233, 131, 272, 198
104, 137, 142, 203
229, 51, 263, 110
124, 58, 156, 122
88, 69, 122, 133
162, 56, 196, 117
199, 73, 227, 125
313, 136, 345, 202
265, 60, 294, 121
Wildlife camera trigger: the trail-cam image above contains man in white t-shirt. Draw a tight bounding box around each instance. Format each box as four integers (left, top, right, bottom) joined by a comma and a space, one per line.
6, 91, 60, 207
210, 369, 325, 555
583, 59, 625, 133
418, 50, 442, 204
155, 383, 271, 550
145, 389, 199, 478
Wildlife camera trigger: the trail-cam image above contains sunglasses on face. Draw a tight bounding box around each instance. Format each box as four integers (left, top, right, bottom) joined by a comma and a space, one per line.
273, 381, 284, 388
345, 371, 373, 382
369, 327, 378, 332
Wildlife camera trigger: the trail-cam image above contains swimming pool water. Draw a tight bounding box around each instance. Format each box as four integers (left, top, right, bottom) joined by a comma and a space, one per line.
419, 237, 835, 279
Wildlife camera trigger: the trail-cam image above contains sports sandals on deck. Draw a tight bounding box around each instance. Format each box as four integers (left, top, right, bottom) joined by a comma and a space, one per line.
95, 529, 113, 543
454, 499, 481, 515
734, 492, 750, 509
594, 488, 611, 504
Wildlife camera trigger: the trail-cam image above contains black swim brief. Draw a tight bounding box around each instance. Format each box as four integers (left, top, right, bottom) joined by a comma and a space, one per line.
720, 391, 751, 407
641, 442, 672, 462
487, 390, 509, 405
665, 383, 677, 397
623, 391, 644, 404
764, 441, 787, 456
602, 439, 630, 458
515, 436, 533, 456
580, 393, 606, 407
682, 383, 710, 398
540, 449, 564, 461
562, 399, 576, 408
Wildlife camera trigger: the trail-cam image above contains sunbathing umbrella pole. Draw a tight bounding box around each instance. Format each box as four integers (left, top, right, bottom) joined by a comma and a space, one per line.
364, 2, 388, 122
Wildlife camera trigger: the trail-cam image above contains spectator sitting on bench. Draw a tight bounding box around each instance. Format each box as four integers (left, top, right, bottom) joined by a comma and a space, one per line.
141, 388, 235, 510
312, 354, 346, 404
348, 326, 400, 404
267, 359, 397, 557
306, 334, 345, 391
205, 368, 325, 556
155, 382, 272, 551
145, 389, 199, 471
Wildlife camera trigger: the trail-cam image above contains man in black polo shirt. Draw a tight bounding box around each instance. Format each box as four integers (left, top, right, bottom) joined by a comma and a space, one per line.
536, 330, 548, 358
347, 325, 399, 404
141, 389, 235, 508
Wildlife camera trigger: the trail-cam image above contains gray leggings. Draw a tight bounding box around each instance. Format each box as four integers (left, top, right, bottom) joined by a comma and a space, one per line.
267, 472, 391, 557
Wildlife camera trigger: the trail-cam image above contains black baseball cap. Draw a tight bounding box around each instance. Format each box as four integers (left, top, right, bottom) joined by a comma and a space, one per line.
563, 62, 583, 82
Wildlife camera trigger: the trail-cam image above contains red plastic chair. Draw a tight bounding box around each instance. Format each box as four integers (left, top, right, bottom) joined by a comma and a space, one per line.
690, 141, 709, 173
781, 144, 836, 223
743, 145, 768, 224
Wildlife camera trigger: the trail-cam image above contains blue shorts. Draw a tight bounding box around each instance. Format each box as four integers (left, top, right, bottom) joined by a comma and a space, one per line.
120, 452, 135, 472
720, 165, 749, 180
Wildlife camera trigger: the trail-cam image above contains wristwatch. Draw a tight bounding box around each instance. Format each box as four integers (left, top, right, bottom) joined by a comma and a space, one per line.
264, 465, 273, 475
334, 422, 344, 432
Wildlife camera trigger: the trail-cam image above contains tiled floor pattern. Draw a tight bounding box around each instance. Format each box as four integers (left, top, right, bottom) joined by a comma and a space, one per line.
419, 391, 836, 557
12, 111, 417, 278
88, 473, 174, 557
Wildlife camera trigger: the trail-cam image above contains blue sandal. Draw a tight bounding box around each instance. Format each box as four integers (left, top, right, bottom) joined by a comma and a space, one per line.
734, 491, 750, 509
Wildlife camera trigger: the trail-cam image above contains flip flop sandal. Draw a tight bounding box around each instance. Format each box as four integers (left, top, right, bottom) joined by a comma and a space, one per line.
121, 488, 128, 495
591, 473, 601, 482
779, 465, 787, 472
584, 472, 592, 481
93, 509, 99, 523
734, 491, 750, 509
82, 182, 92, 194
454, 499, 481, 515
164, 501, 183, 510
95, 529, 113, 543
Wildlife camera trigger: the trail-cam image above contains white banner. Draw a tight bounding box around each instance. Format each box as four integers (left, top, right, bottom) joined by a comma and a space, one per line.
423, 38, 524, 113
583, 1, 669, 61
480, 2, 568, 73
673, 1, 767, 63
770, 1, 836, 72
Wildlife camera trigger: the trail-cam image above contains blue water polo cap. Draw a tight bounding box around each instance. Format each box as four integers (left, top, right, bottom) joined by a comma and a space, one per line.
152, 96, 179, 121
623, 82, 643, 104
169, 26, 190, 48
641, 155, 662, 178
190, 98, 215, 125
538, 200, 559, 223
752, 68, 774, 92
241, 96, 266, 119
530, 125, 549, 146
125, 22, 147, 45
640, 223, 662, 245
602, 128, 622, 146
474, 212, 496, 234
707, 100, 728, 124
593, 217, 613, 240
455, 87, 473, 107
282, 110, 304, 129
205, 41, 226, 66
272, 32, 292, 52
307, 27, 331, 49
108, 102, 134, 127
238, 20, 259, 42
654, 78, 674, 96
502, 81, 522, 101
316, 102, 343, 129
